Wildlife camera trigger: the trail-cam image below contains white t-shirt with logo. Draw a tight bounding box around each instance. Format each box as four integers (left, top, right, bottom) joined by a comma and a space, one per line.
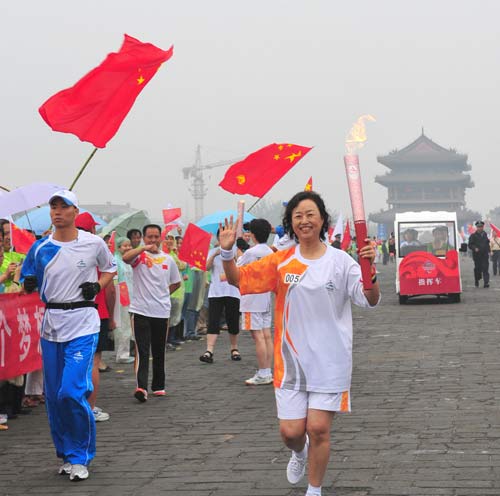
129, 250, 181, 318
21, 230, 117, 342
208, 247, 240, 299
237, 243, 273, 312
238, 245, 379, 393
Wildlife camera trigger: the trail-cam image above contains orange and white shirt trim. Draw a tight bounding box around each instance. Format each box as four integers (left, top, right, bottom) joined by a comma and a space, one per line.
239, 244, 378, 393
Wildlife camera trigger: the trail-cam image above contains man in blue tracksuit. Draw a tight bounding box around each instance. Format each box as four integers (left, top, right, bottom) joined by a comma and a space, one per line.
21, 190, 116, 481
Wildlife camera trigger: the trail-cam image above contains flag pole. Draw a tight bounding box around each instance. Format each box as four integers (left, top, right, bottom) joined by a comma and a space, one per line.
69, 147, 98, 191
247, 197, 262, 213
0, 185, 10, 192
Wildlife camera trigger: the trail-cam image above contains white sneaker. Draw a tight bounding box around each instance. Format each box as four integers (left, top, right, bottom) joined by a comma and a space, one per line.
69, 464, 88, 481
286, 434, 309, 484
58, 462, 72, 475
93, 407, 110, 422
245, 373, 273, 385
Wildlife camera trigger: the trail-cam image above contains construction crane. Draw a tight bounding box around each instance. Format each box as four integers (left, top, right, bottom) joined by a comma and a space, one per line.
182, 145, 242, 221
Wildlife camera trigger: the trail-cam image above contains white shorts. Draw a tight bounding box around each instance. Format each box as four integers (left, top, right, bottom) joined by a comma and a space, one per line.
275, 388, 351, 420
241, 310, 272, 331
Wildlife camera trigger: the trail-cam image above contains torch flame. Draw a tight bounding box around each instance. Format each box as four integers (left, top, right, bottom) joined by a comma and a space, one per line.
345, 114, 376, 154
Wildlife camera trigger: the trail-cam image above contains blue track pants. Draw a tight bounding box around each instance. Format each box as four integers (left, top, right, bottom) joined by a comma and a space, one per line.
41, 333, 98, 465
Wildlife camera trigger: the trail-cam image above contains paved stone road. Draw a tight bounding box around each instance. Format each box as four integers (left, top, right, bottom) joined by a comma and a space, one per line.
1, 257, 500, 495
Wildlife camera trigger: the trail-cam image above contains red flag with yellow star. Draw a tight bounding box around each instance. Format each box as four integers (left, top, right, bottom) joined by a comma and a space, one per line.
219, 143, 312, 197
39, 35, 173, 148
304, 177, 313, 191
177, 223, 211, 271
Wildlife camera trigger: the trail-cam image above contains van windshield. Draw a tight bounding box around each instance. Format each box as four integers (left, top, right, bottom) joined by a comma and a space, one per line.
398, 221, 456, 258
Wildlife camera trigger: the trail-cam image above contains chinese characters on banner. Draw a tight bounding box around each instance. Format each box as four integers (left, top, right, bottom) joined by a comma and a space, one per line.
0, 293, 44, 380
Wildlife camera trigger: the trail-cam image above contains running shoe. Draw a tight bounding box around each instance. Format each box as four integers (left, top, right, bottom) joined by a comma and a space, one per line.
245, 373, 273, 386
116, 357, 135, 364
134, 388, 148, 403
93, 407, 110, 422
58, 462, 72, 475
69, 464, 89, 481
152, 390, 166, 397
286, 434, 309, 484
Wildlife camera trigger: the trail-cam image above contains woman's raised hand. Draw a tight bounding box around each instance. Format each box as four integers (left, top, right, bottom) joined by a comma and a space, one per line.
218, 216, 237, 250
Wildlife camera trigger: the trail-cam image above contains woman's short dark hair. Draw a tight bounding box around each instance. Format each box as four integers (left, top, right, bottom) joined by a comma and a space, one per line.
282, 191, 331, 242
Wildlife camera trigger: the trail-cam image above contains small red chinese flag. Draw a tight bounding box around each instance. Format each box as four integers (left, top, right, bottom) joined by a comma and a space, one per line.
219, 143, 312, 198
11, 223, 36, 255
162, 208, 181, 225
178, 223, 211, 271
304, 177, 313, 191
341, 220, 352, 251
39, 35, 174, 148
490, 222, 500, 237
119, 281, 130, 306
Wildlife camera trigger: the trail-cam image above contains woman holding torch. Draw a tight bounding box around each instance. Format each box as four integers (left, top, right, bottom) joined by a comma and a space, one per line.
218, 190, 379, 496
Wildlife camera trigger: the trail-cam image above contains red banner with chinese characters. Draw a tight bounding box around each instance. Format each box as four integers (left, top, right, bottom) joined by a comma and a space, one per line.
0, 293, 44, 380
399, 250, 461, 295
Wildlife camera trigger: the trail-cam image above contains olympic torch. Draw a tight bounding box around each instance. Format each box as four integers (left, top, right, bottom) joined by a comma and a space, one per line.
235, 199, 245, 239
344, 115, 376, 289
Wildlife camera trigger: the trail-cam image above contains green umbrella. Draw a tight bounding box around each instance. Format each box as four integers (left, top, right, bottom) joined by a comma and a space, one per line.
100, 210, 150, 238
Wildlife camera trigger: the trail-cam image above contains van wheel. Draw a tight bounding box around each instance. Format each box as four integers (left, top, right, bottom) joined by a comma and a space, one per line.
399, 294, 408, 304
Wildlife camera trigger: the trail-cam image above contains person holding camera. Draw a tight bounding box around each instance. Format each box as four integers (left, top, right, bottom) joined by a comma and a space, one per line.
20, 190, 116, 482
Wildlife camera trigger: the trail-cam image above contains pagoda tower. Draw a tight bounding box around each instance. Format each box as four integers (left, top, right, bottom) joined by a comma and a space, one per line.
369, 131, 480, 233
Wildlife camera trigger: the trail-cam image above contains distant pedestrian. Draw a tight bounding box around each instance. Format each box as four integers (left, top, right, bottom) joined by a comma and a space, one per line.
123, 224, 181, 402
199, 230, 241, 364
331, 233, 341, 249
237, 219, 274, 386
490, 231, 500, 276
468, 220, 490, 288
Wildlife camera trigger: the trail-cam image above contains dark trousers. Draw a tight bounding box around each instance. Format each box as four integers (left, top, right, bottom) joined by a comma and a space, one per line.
208, 296, 240, 335
132, 314, 168, 392
473, 253, 490, 286
492, 251, 500, 275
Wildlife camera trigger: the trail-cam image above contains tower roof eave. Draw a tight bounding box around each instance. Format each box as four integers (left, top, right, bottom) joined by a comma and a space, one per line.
377, 133, 468, 169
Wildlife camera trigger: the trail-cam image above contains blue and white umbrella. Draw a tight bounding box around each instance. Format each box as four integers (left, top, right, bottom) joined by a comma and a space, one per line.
196, 209, 255, 235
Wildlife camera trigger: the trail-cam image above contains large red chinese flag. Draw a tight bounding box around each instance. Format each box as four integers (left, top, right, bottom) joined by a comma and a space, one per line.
219, 143, 312, 197
178, 223, 211, 271
39, 35, 174, 148
162, 208, 181, 225
11, 223, 36, 255
341, 220, 352, 251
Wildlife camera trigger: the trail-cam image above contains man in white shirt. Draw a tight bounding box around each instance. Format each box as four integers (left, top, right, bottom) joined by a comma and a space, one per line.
21, 190, 116, 482
237, 219, 274, 385
123, 224, 181, 402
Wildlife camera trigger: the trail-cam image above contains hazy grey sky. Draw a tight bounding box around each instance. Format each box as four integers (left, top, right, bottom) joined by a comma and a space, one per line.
2, 0, 499, 223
